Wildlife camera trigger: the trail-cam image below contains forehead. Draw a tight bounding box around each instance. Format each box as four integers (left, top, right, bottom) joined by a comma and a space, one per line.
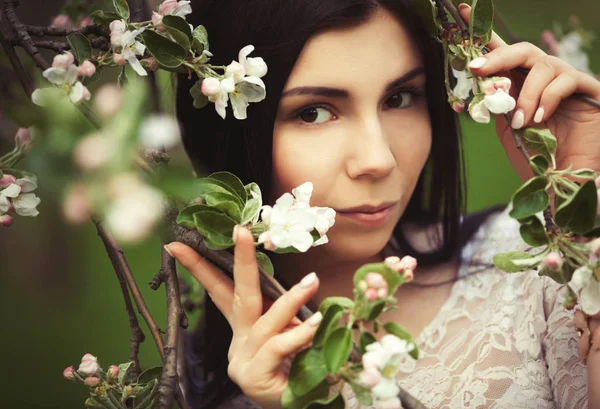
284, 8, 422, 90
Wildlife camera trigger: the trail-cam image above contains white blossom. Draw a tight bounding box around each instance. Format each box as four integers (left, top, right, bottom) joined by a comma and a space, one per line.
557, 32, 593, 75
569, 265, 600, 315
32, 52, 92, 105
0, 177, 41, 217
469, 99, 491, 124
78, 353, 100, 377
152, 0, 192, 31
138, 114, 181, 149
452, 69, 473, 100
116, 28, 147, 76
483, 89, 516, 114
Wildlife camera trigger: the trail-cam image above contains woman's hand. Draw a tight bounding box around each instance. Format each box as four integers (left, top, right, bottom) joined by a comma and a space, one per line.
459, 4, 600, 181
165, 227, 323, 409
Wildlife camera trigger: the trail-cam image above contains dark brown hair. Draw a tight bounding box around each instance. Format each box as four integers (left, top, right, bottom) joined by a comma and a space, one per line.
176, 1, 466, 407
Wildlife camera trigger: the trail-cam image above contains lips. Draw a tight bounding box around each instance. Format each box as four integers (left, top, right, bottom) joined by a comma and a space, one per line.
336, 202, 398, 226
336, 202, 397, 214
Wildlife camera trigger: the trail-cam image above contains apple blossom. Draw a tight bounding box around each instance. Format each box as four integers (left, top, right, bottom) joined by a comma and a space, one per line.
0, 174, 16, 188
77, 17, 92, 29
141, 57, 159, 72
0, 214, 14, 227
115, 28, 147, 76
51, 14, 72, 30
15, 127, 32, 151
63, 183, 91, 224
84, 376, 102, 388
568, 265, 600, 315
451, 68, 473, 100
201, 78, 221, 97
469, 99, 491, 124
78, 60, 96, 77
543, 252, 563, 270
78, 353, 100, 377
557, 32, 593, 75
0, 177, 41, 217
137, 114, 181, 149
483, 89, 516, 114
110, 19, 127, 48
73, 133, 113, 172
63, 366, 77, 380
31, 52, 92, 105
93, 84, 123, 118
152, 0, 192, 31
107, 365, 119, 381
258, 231, 278, 251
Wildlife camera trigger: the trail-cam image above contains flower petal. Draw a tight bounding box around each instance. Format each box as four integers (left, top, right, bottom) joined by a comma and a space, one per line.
17, 177, 38, 193
569, 266, 593, 293
126, 54, 148, 76
238, 76, 266, 103
42, 67, 68, 85
581, 278, 600, 316
230, 92, 249, 120
0, 195, 10, 214
32, 87, 63, 106
238, 45, 255, 65
14, 193, 41, 216
2, 184, 22, 198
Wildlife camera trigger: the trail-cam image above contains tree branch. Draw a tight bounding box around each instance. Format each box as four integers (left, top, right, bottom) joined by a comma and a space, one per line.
3, 0, 49, 70
0, 19, 34, 96
439, 0, 470, 40
22, 23, 109, 38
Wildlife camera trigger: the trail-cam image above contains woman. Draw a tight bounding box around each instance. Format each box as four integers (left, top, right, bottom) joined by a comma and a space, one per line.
168, 0, 600, 407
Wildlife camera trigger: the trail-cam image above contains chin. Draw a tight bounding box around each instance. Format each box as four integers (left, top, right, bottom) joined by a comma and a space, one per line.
323, 225, 394, 262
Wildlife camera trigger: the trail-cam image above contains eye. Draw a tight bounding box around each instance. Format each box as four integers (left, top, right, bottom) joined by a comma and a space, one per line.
385, 91, 414, 109
297, 107, 335, 124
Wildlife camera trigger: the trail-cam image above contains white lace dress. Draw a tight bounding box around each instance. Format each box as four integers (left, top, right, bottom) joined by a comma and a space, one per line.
225, 208, 589, 409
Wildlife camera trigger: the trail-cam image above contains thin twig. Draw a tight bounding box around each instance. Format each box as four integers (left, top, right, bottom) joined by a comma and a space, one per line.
22, 23, 109, 38
434, 0, 451, 31
0, 20, 34, 96
14, 37, 111, 52
440, 0, 470, 40
3, 0, 49, 70
94, 217, 146, 379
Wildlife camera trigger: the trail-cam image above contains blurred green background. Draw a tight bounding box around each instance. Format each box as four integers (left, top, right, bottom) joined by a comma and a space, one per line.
0, 0, 598, 408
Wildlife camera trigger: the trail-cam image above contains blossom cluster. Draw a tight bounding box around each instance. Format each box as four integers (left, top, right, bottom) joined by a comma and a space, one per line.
0, 173, 41, 227
32, 51, 95, 106
541, 28, 594, 75
451, 68, 516, 124
151, 0, 192, 31
200, 45, 268, 120
566, 238, 600, 316
63, 353, 120, 388
359, 335, 415, 409
258, 182, 335, 253
51, 14, 92, 31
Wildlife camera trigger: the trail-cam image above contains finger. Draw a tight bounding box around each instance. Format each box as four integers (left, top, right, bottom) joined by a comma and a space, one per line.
232, 226, 263, 332
534, 73, 578, 124
458, 3, 507, 49
511, 58, 558, 129
252, 311, 323, 373
467, 42, 547, 78
166, 242, 234, 321
242, 272, 320, 357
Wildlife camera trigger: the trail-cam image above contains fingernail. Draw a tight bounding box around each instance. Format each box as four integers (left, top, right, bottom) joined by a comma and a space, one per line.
458, 3, 469, 11
534, 107, 545, 123
511, 109, 525, 129
308, 312, 323, 326
163, 244, 174, 257
232, 225, 240, 242
469, 57, 487, 69
300, 272, 317, 288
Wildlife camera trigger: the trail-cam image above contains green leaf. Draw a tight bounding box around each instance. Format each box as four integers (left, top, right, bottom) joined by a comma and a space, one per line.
555, 180, 598, 234
189, 80, 209, 109
90, 10, 122, 26
192, 25, 210, 54
521, 128, 557, 163
493, 250, 547, 273
288, 348, 329, 396
181, 205, 237, 250
245, 182, 262, 201
256, 251, 274, 275
281, 381, 333, 409
470, 0, 494, 38
509, 176, 549, 220
383, 322, 419, 360
133, 379, 158, 409
519, 216, 549, 247
197, 177, 245, 208
354, 263, 403, 296
323, 327, 353, 374
113, 0, 130, 19
572, 168, 596, 179
137, 366, 162, 384
412, 0, 440, 38
209, 171, 247, 202
67, 33, 92, 64
359, 331, 376, 355
140, 30, 186, 68
85, 397, 107, 409
367, 300, 386, 321
242, 197, 262, 225
347, 379, 373, 406
162, 15, 192, 50
318, 297, 354, 315
201, 191, 243, 221
529, 155, 549, 176
177, 204, 204, 229
117, 362, 134, 385
313, 305, 344, 348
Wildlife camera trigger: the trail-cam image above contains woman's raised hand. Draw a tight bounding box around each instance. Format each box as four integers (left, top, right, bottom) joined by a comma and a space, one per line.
458, 4, 600, 182
166, 226, 323, 409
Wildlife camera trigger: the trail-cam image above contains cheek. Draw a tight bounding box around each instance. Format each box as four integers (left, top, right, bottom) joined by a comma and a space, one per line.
270, 126, 344, 203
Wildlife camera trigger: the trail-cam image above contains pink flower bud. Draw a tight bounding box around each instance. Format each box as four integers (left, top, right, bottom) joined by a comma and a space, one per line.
403, 269, 414, 283
543, 252, 563, 270
0, 214, 14, 227
141, 57, 159, 72
63, 183, 91, 224
365, 288, 378, 302
63, 366, 77, 380
201, 78, 221, 96
50, 14, 72, 30
109, 20, 126, 34
152, 12, 166, 32
78, 353, 100, 377
78, 60, 96, 77
365, 272, 386, 289
0, 174, 17, 188
480, 79, 497, 95
113, 53, 126, 66
400, 256, 417, 272
159, 0, 178, 15
110, 31, 123, 48
84, 376, 102, 388
73, 133, 112, 172
359, 368, 381, 388
258, 231, 277, 251
77, 17, 92, 28
15, 127, 31, 150
451, 99, 465, 113
107, 365, 119, 381
377, 287, 388, 299
52, 51, 75, 70
93, 84, 123, 118
357, 280, 368, 293
384, 256, 400, 268
494, 77, 512, 93
541, 30, 560, 55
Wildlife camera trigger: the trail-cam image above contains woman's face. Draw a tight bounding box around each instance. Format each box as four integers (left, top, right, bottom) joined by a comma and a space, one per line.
272, 8, 432, 262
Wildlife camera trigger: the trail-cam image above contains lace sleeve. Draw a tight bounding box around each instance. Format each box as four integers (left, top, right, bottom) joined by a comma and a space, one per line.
541, 277, 588, 408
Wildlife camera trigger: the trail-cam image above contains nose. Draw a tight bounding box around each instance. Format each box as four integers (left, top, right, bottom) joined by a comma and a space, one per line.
346, 115, 396, 180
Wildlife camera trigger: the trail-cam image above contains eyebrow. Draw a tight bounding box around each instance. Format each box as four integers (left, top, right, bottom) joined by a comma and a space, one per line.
280, 66, 426, 99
